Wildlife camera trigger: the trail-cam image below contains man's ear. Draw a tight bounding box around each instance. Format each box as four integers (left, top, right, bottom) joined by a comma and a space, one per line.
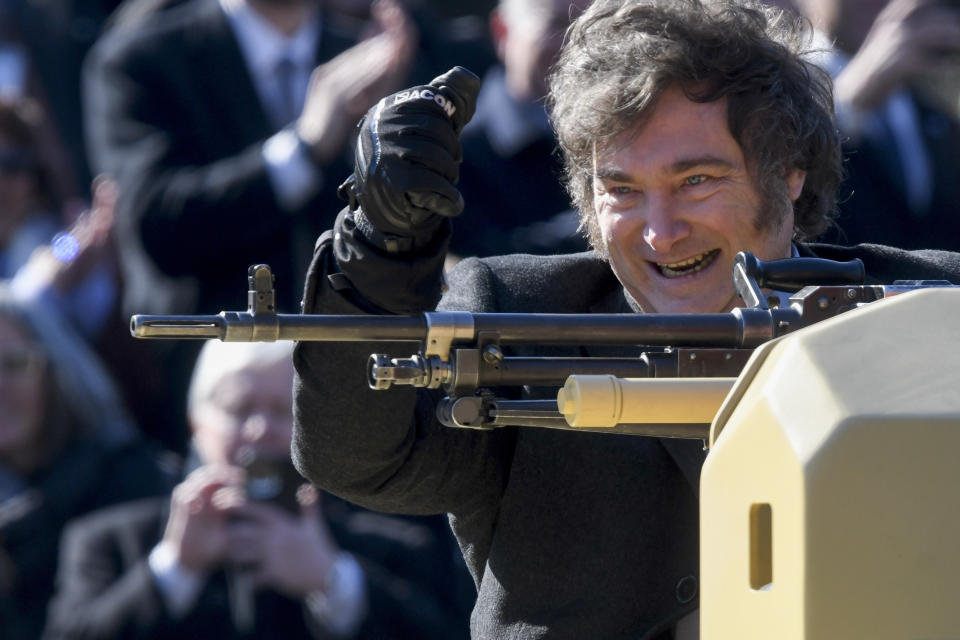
786, 168, 806, 201
490, 9, 508, 62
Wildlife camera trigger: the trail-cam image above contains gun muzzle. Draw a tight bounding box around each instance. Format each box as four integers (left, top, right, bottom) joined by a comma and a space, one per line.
131, 311, 278, 341
131, 314, 227, 339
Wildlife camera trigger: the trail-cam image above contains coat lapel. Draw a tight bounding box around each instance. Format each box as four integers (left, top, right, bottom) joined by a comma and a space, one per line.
184, 0, 273, 144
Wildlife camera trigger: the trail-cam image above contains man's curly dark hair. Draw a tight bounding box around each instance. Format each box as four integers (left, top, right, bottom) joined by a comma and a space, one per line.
547, 0, 841, 253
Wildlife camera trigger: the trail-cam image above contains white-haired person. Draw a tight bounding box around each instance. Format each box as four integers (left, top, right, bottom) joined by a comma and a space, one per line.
44, 339, 471, 640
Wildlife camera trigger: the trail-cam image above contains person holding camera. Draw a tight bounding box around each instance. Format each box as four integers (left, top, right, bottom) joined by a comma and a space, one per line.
43, 339, 471, 640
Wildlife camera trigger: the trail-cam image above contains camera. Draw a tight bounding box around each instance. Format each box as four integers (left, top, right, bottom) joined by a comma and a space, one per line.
236, 450, 305, 515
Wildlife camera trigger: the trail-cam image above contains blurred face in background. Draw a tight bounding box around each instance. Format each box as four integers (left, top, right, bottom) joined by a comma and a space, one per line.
0, 313, 47, 470
795, 0, 889, 53
0, 135, 37, 248
190, 359, 295, 467
492, 0, 591, 101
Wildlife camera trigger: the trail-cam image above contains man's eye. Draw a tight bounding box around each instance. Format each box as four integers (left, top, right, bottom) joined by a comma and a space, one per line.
611, 186, 635, 195
685, 174, 708, 186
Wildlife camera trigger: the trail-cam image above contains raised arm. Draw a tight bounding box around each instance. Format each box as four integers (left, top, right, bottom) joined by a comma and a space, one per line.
291, 68, 519, 517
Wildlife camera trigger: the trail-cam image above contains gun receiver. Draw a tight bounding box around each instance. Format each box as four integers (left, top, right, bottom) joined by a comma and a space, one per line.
130, 255, 954, 437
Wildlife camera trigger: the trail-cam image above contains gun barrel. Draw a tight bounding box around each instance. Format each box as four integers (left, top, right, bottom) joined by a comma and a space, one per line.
131, 313, 428, 342
132, 310, 759, 346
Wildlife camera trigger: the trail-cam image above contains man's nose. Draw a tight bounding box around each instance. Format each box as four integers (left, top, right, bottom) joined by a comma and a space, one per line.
641, 192, 691, 253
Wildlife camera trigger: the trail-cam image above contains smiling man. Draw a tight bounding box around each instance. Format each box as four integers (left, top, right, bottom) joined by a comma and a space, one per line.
291, 1, 960, 638
589, 86, 804, 314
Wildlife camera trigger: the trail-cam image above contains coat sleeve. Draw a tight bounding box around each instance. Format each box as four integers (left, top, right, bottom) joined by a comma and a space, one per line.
291, 209, 516, 518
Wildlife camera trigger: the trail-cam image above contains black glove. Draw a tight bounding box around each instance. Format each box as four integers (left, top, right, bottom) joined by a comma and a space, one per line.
340, 66, 481, 250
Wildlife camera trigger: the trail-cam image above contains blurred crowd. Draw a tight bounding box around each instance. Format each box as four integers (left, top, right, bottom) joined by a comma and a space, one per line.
0, 0, 956, 638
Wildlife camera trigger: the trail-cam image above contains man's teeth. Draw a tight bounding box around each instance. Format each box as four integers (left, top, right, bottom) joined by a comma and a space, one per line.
657, 250, 719, 277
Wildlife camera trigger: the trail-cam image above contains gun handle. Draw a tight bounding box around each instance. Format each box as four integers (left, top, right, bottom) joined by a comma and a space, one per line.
736, 252, 865, 292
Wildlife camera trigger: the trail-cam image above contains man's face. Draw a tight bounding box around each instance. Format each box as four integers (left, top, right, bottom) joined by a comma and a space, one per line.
592, 86, 800, 314
192, 360, 295, 466
497, 0, 590, 100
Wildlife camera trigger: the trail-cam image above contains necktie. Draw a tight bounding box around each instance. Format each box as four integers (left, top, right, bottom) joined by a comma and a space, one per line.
274, 56, 298, 127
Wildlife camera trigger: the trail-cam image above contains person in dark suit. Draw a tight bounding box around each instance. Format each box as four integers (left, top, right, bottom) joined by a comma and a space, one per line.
287, 1, 960, 638
796, 0, 960, 249
83, 0, 417, 317
452, 0, 590, 258
82, 0, 417, 452
43, 338, 471, 640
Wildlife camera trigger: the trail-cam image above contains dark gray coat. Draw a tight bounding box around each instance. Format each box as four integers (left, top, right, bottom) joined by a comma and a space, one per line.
293, 208, 960, 639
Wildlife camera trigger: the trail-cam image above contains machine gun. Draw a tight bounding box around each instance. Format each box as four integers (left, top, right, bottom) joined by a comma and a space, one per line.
131, 253, 960, 638
130, 252, 949, 440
